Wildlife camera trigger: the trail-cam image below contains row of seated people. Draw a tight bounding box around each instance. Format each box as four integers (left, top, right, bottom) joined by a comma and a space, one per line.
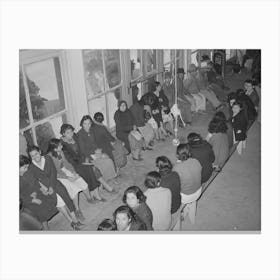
19, 73, 260, 231
96, 77, 261, 231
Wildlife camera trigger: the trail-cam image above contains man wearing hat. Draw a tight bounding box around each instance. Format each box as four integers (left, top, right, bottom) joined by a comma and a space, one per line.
176, 67, 194, 126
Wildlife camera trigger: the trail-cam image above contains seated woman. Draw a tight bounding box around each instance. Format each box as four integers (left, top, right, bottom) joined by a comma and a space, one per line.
122, 186, 153, 230
114, 100, 144, 161
77, 115, 117, 190
207, 117, 229, 171
47, 138, 96, 221
155, 156, 181, 215
27, 146, 83, 230
208, 111, 233, 149
187, 133, 215, 184
92, 112, 128, 172
144, 171, 171, 231
60, 123, 105, 202
129, 89, 154, 150
173, 144, 202, 224
20, 155, 57, 230
113, 205, 147, 231
92, 112, 116, 165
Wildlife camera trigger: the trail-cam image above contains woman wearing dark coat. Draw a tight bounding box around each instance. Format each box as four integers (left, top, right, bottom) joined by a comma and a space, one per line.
187, 133, 215, 184
26, 146, 82, 230
91, 112, 116, 164
76, 115, 116, 192
20, 155, 57, 230
156, 156, 181, 215
114, 100, 135, 153
231, 101, 248, 155
60, 124, 101, 197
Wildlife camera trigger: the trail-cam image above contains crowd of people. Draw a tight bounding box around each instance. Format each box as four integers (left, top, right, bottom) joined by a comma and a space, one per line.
19, 60, 261, 231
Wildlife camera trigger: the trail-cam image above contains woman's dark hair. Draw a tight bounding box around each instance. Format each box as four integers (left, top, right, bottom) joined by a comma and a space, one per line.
93, 112, 104, 123
60, 123, 75, 135
213, 111, 226, 122
27, 145, 40, 155
150, 81, 161, 92
187, 132, 203, 145
227, 92, 237, 103
176, 143, 191, 161
20, 155, 30, 167
122, 186, 146, 204
46, 138, 61, 158
208, 119, 228, 134
118, 100, 128, 110
97, 219, 116, 231
144, 171, 161, 189
113, 205, 136, 223
244, 79, 253, 85
236, 88, 246, 99
80, 115, 93, 127
156, 156, 173, 176
232, 101, 243, 109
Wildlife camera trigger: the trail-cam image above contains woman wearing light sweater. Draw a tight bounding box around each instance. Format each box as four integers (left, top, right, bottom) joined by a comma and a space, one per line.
144, 171, 171, 231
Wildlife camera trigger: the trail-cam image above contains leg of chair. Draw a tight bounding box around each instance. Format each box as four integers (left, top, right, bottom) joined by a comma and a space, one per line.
188, 201, 197, 225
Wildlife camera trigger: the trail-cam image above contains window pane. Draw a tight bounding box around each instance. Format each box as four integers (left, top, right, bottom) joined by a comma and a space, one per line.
35, 114, 66, 153
163, 49, 171, 64
83, 49, 105, 96
19, 71, 30, 129
191, 51, 199, 66
24, 57, 65, 122
88, 95, 107, 126
107, 88, 121, 129
130, 49, 141, 80
104, 50, 121, 89
146, 49, 156, 72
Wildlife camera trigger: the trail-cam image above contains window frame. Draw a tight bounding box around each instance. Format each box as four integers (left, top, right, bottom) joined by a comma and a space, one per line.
19, 50, 68, 146
82, 49, 123, 129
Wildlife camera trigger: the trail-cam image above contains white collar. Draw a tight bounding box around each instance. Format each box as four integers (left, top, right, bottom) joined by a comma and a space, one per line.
32, 156, 45, 170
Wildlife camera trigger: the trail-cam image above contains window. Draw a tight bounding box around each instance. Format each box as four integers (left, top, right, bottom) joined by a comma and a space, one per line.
146, 49, 157, 73
19, 52, 67, 152
82, 50, 122, 129
83, 50, 105, 96
130, 49, 141, 80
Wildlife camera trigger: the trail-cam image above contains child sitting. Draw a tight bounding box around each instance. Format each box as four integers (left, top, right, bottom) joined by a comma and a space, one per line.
144, 110, 158, 141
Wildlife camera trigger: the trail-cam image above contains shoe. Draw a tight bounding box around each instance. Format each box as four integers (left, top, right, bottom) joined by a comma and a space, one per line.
107, 188, 118, 194
75, 210, 85, 221
132, 157, 143, 161
146, 146, 153, 151
71, 222, 81, 231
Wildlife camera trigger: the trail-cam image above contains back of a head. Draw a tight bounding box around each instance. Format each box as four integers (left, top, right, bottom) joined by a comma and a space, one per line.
97, 219, 116, 231
20, 155, 30, 167
144, 171, 161, 189
208, 118, 228, 134
214, 111, 226, 122
94, 112, 104, 123
187, 132, 203, 145
156, 156, 173, 176
176, 143, 191, 161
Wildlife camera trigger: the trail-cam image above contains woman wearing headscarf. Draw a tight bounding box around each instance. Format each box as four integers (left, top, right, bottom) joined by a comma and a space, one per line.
114, 100, 144, 161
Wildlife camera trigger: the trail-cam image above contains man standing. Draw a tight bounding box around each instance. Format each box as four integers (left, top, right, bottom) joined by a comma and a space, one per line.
176, 68, 194, 126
